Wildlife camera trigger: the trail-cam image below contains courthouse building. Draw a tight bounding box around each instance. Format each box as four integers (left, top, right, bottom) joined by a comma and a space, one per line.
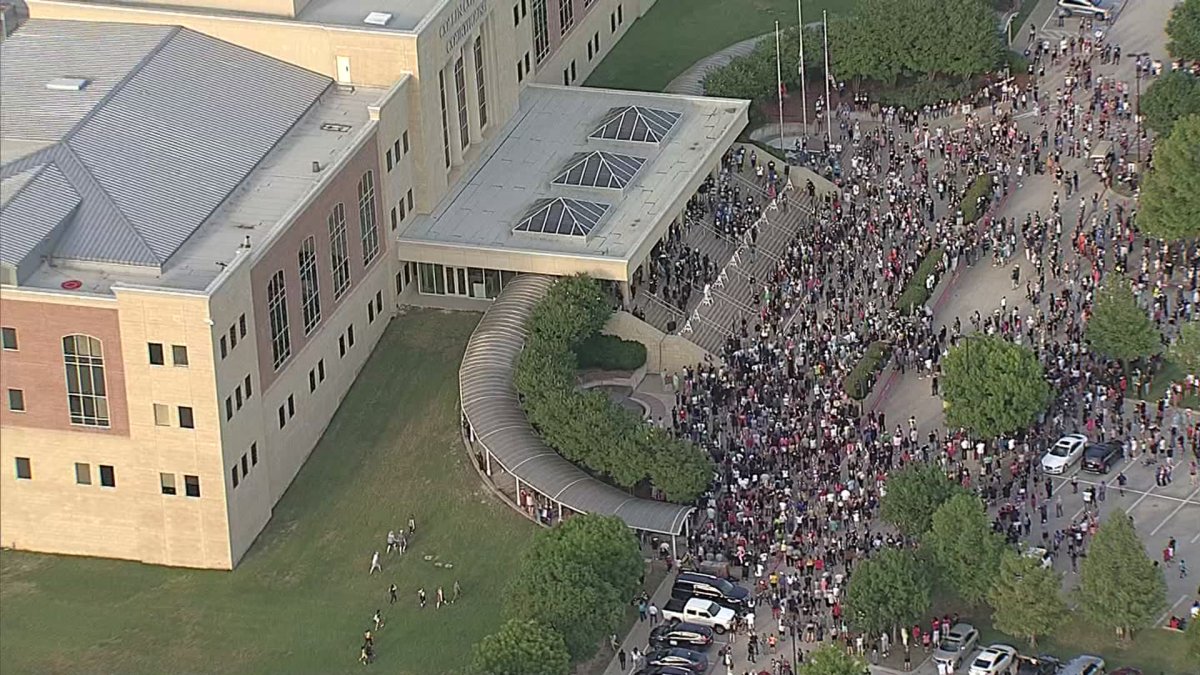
0, 0, 747, 568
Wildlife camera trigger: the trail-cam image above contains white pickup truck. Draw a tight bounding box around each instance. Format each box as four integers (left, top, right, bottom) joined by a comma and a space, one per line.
660, 597, 737, 634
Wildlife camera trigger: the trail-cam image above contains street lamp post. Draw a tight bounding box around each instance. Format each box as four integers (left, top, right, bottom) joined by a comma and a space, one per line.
1131, 52, 1150, 168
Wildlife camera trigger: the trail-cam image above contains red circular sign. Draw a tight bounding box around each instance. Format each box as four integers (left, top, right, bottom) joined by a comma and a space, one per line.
61, 280, 82, 290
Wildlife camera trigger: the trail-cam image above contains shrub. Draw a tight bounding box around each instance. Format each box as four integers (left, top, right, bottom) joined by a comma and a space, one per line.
895, 247, 946, 315
845, 341, 891, 400
573, 334, 647, 371
960, 174, 994, 224
874, 78, 978, 110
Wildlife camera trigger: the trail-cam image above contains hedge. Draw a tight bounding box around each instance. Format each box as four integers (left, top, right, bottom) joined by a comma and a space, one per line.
515, 275, 712, 503
961, 173, 994, 224
895, 247, 946, 315
574, 334, 647, 371
845, 340, 892, 401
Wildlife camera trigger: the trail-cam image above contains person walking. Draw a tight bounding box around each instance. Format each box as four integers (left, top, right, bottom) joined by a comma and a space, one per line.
372, 609, 384, 631
388, 583, 398, 605
618, 648, 627, 671
417, 587, 427, 608
369, 551, 382, 575
648, 602, 659, 624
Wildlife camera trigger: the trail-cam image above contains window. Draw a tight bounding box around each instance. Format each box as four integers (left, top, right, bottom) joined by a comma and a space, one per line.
1, 327, 17, 350
267, 270, 291, 369
407, 189, 414, 212
160, 472, 176, 495
532, 0, 549, 61
517, 60, 524, 82
393, 139, 401, 161
386, 147, 394, 171
474, 36, 489, 129
75, 462, 91, 485
398, 198, 406, 222
438, 71, 452, 168
571, 60, 576, 82
178, 406, 195, 429
339, 335, 347, 357
148, 342, 165, 365
14, 457, 31, 480
309, 368, 318, 392
99, 464, 115, 488
220, 336, 228, 359
525, 52, 531, 72
245, 374, 253, 399
7, 388, 25, 412
563, 67, 570, 85
375, 291, 383, 314
232, 465, 239, 488
239, 314, 247, 338
287, 394, 295, 417
454, 55, 469, 150
559, 0, 573, 34
154, 403, 170, 426
347, 324, 355, 348
229, 324, 238, 349
329, 203, 352, 299
184, 474, 201, 498
251, 442, 258, 466
241, 454, 249, 476
225, 396, 234, 421
390, 207, 397, 231
358, 171, 380, 267
513, 3, 520, 25
318, 359, 325, 382
278, 404, 287, 429
588, 40, 593, 60
618, 3, 623, 23
172, 345, 189, 367
63, 335, 110, 427
402, 131, 409, 154
299, 236, 322, 334
235, 385, 243, 409
368, 300, 376, 323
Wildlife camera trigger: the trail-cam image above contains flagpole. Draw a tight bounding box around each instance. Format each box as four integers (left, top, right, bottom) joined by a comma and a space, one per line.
775, 21, 785, 154
798, 0, 808, 142
822, 10, 833, 148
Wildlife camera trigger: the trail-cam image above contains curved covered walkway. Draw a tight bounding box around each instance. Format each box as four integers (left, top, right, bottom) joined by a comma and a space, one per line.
459, 274, 694, 539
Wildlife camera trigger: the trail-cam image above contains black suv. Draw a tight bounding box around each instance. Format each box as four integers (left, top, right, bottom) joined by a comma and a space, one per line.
648, 621, 714, 649
670, 572, 750, 612
1081, 441, 1123, 473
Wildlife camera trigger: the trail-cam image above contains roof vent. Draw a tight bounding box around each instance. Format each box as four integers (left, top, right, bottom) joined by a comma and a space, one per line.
320, 122, 353, 133
46, 77, 90, 92
363, 11, 392, 26
312, 161, 322, 173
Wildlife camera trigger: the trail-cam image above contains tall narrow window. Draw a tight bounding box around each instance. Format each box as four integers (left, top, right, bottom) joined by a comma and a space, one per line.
267, 270, 291, 369
474, 36, 489, 128
455, 55, 469, 150
558, 0, 573, 35
328, 203, 352, 299
438, 71, 452, 168
62, 335, 109, 427
532, 0, 549, 62
298, 236, 322, 334
358, 171, 380, 267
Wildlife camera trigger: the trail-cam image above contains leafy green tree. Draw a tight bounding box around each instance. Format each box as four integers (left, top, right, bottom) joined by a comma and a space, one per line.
797, 645, 869, 675
987, 553, 1068, 649
1085, 277, 1163, 365
941, 335, 1051, 439
926, 493, 1007, 606
845, 549, 932, 636
1077, 514, 1167, 640
470, 619, 571, 675
1170, 320, 1200, 376
529, 274, 612, 347
1139, 114, 1200, 241
548, 515, 644, 601
1167, 0, 1200, 60
647, 430, 713, 502
1141, 70, 1200, 137
880, 464, 965, 536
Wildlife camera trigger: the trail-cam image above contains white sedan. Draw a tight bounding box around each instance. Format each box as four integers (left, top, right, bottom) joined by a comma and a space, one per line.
1041, 434, 1088, 475
969, 644, 1018, 675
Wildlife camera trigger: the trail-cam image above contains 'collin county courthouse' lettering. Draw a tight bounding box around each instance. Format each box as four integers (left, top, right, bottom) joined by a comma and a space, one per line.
0, 0, 747, 569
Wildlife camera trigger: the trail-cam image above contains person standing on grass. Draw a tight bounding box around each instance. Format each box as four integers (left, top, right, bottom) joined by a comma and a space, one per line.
369, 551, 382, 575
417, 587, 427, 608
436, 586, 446, 609
388, 583, 398, 605
372, 609, 384, 631
407, 515, 416, 536
453, 580, 461, 603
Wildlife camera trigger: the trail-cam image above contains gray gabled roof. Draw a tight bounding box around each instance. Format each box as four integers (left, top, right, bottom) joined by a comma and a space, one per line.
0, 163, 79, 267
0, 19, 332, 272
459, 274, 695, 536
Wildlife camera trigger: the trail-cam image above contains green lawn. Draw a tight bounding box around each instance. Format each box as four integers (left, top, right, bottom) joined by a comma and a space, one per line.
0, 310, 535, 675
1147, 357, 1200, 410
585, 0, 858, 92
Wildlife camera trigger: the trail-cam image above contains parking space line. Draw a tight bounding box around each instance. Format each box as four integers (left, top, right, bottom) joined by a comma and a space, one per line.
1191, 530, 1200, 545
1156, 594, 1188, 627
1149, 486, 1200, 537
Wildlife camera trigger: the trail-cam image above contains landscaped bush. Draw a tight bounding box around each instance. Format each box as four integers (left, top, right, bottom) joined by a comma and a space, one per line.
874, 78, 978, 110
961, 173, 994, 224
895, 247, 946, 315
516, 275, 712, 503
574, 334, 647, 371
845, 341, 892, 400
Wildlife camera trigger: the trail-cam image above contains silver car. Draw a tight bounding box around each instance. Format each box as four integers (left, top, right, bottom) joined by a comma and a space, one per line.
934, 622, 980, 670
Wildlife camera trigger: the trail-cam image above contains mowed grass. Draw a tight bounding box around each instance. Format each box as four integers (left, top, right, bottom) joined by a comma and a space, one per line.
1147, 356, 1199, 410
585, 0, 858, 93
0, 309, 535, 675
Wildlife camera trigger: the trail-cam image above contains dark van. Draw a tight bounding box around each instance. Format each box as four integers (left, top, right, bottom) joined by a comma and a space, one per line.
671, 572, 750, 612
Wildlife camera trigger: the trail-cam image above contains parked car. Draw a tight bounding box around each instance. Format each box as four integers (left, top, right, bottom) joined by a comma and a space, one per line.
1041, 434, 1088, 474
660, 597, 737, 634
969, 644, 1018, 675
643, 647, 708, 673
633, 667, 694, 675
1081, 441, 1123, 474
671, 572, 751, 612
1016, 654, 1063, 675
1059, 655, 1105, 675
648, 621, 714, 649
934, 622, 980, 670
1056, 0, 1115, 21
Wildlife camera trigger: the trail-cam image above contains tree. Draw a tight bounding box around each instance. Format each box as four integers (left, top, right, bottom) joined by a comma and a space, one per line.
1085, 277, 1163, 365
505, 552, 625, 661
529, 274, 612, 347
1170, 320, 1200, 376
987, 553, 1068, 649
880, 464, 965, 537
941, 335, 1051, 439
1167, 0, 1200, 61
845, 548, 932, 636
1141, 70, 1200, 137
926, 493, 1008, 606
470, 619, 571, 675
797, 645, 869, 675
546, 515, 644, 601
1076, 514, 1167, 640
1139, 114, 1200, 242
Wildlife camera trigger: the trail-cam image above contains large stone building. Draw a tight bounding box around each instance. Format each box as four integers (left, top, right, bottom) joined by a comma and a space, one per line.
0, 0, 747, 568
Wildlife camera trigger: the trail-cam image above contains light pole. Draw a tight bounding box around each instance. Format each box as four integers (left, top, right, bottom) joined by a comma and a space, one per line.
1131, 52, 1149, 168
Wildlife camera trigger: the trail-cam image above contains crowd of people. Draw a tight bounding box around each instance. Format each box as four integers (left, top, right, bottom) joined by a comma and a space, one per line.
628, 15, 1200, 675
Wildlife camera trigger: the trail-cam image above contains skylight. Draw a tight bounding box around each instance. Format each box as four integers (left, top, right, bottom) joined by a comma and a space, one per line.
551, 151, 646, 190
589, 105, 681, 144
513, 197, 609, 238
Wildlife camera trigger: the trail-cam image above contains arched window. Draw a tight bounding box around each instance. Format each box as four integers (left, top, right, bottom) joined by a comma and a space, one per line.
298, 236, 321, 334
358, 171, 380, 267
267, 270, 291, 369
62, 335, 110, 427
